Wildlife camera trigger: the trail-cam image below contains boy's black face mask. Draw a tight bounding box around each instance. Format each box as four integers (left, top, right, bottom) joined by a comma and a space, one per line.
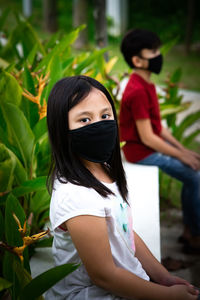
68, 120, 117, 163
138, 53, 163, 74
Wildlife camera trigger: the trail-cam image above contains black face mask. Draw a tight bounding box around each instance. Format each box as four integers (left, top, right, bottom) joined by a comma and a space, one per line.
69, 120, 117, 163
138, 53, 163, 74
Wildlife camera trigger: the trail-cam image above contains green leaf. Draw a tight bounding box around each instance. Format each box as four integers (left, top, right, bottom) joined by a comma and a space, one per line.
173, 111, 200, 140
19, 263, 79, 300
44, 55, 62, 100
0, 8, 10, 31
74, 48, 107, 75
0, 277, 12, 292
35, 237, 53, 248
170, 68, 182, 84
27, 44, 38, 66
0, 143, 16, 192
0, 209, 4, 240
35, 27, 83, 72
12, 177, 47, 197
23, 64, 35, 95
160, 103, 190, 118
30, 189, 50, 217
13, 259, 32, 290
33, 117, 47, 143
5, 193, 25, 246
160, 36, 179, 56
0, 70, 22, 106
1, 103, 35, 170
182, 129, 200, 146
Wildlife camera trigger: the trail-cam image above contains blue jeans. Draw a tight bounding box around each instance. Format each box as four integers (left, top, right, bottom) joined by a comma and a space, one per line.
137, 153, 200, 236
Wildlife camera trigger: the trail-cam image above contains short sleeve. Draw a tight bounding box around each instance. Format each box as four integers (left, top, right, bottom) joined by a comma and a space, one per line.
50, 181, 106, 230
129, 89, 150, 120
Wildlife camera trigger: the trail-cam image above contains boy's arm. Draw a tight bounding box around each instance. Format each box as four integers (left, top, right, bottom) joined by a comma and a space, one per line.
135, 119, 200, 170
161, 127, 200, 160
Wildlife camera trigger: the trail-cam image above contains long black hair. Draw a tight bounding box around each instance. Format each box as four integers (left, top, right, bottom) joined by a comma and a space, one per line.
47, 75, 128, 203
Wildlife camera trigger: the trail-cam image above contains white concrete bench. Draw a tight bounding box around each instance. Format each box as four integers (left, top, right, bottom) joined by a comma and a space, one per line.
30, 163, 161, 278
123, 161, 161, 262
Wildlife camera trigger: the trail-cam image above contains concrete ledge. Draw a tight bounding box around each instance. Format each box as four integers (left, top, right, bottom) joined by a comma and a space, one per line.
123, 162, 161, 261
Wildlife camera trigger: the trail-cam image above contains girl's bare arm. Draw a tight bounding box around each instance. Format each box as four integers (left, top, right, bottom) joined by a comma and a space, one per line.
66, 215, 198, 300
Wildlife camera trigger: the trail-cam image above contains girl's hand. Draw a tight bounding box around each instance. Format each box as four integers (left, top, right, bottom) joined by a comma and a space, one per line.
163, 274, 191, 287
168, 284, 199, 300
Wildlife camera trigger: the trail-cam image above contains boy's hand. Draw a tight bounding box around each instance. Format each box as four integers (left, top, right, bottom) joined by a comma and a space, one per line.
179, 152, 200, 170
182, 148, 200, 161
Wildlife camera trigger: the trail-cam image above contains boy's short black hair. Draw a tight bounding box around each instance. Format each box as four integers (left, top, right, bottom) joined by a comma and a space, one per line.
120, 28, 162, 68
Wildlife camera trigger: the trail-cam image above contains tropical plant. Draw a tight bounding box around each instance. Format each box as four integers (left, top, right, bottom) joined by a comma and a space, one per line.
0, 10, 121, 299
158, 68, 200, 204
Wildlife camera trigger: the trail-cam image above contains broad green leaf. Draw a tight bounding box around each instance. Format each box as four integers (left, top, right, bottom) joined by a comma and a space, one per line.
30, 189, 50, 217
35, 237, 53, 248
27, 44, 38, 66
0, 57, 9, 69
74, 48, 107, 75
44, 55, 62, 100
23, 64, 35, 95
0, 209, 4, 240
160, 103, 190, 118
182, 129, 200, 146
21, 64, 39, 128
0, 143, 16, 192
17, 20, 46, 59
12, 177, 47, 197
170, 68, 182, 84
13, 259, 32, 290
5, 193, 25, 246
0, 70, 22, 106
19, 263, 79, 300
35, 26, 83, 72
173, 111, 200, 140
160, 36, 179, 56
0, 8, 10, 31
0, 277, 12, 292
33, 117, 47, 142
4, 194, 30, 274
44, 31, 61, 51
3, 252, 22, 299
1, 103, 35, 170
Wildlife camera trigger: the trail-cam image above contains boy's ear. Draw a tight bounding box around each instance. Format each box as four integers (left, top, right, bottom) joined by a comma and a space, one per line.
131, 55, 143, 68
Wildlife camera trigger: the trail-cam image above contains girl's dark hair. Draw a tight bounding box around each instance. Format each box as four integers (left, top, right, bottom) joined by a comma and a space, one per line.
47, 75, 128, 203
121, 28, 162, 68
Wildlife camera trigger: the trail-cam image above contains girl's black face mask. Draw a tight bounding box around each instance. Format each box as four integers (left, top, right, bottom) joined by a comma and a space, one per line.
68, 120, 117, 163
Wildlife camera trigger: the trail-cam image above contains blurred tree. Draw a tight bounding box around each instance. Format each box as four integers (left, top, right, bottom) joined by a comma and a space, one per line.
93, 0, 107, 49
43, 0, 58, 32
185, 0, 195, 54
73, 0, 88, 49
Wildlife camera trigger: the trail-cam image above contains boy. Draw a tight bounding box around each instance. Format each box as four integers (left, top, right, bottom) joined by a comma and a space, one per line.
119, 28, 200, 253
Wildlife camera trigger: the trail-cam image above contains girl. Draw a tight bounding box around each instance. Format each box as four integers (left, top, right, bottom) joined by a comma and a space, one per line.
45, 75, 198, 300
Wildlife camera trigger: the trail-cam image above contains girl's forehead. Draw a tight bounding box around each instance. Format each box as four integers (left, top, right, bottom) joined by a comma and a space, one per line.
72, 88, 112, 111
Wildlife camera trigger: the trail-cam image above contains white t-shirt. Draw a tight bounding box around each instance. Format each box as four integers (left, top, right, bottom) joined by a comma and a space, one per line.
45, 180, 149, 300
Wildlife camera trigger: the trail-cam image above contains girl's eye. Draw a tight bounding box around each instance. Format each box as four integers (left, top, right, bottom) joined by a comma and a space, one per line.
102, 114, 110, 119
80, 118, 90, 123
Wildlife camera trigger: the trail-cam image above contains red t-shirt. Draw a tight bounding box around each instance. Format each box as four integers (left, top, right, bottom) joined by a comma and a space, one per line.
119, 73, 162, 163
